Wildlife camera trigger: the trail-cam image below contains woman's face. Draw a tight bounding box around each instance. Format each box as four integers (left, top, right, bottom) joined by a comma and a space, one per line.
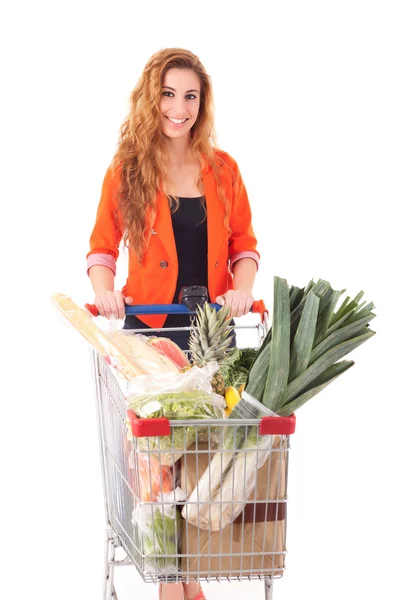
159, 68, 201, 139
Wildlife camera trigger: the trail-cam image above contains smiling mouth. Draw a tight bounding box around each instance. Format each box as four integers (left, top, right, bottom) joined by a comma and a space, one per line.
166, 116, 189, 124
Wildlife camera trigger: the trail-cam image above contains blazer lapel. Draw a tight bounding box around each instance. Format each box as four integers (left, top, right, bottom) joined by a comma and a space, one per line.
152, 189, 178, 267
202, 162, 227, 276
150, 157, 226, 273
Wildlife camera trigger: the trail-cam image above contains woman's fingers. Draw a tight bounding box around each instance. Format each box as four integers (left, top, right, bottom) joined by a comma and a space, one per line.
114, 293, 126, 320
219, 291, 233, 314
108, 292, 126, 320
235, 300, 244, 318
94, 291, 128, 320
242, 295, 254, 316
227, 292, 240, 318
105, 297, 116, 319
95, 297, 108, 318
235, 294, 248, 317
231, 300, 240, 318
217, 290, 254, 318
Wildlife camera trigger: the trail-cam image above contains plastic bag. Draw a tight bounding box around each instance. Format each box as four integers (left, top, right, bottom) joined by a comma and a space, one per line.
104, 329, 181, 378
146, 336, 190, 369
125, 361, 220, 398
182, 392, 279, 531
131, 488, 186, 575
221, 390, 278, 450
130, 451, 174, 502
127, 363, 227, 465
52, 294, 180, 380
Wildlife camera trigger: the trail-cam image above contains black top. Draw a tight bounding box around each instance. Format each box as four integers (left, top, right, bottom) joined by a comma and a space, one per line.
123, 195, 208, 331
165, 194, 208, 327
170, 195, 208, 302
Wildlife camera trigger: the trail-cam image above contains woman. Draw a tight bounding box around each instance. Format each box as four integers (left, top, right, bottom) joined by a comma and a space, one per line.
87, 48, 260, 600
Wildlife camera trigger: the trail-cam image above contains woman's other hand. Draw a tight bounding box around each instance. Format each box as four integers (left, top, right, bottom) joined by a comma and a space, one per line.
93, 290, 133, 320
215, 289, 254, 318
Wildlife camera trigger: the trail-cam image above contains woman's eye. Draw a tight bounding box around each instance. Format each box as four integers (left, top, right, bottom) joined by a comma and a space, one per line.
162, 92, 197, 100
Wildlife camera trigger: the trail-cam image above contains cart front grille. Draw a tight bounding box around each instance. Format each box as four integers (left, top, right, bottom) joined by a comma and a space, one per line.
92, 349, 291, 584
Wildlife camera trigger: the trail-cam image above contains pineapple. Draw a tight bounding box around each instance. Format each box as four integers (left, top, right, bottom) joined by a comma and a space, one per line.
210, 372, 227, 397
188, 303, 235, 395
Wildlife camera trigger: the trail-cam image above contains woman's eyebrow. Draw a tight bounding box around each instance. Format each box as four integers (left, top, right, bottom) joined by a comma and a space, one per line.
162, 86, 200, 93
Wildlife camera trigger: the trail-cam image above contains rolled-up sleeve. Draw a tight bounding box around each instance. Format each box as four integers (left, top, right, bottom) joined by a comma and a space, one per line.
86, 166, 123, 276
227, 156, 260, 270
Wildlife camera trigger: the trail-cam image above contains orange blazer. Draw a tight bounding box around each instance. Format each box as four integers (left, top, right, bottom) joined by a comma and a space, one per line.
87, 150, 260, 328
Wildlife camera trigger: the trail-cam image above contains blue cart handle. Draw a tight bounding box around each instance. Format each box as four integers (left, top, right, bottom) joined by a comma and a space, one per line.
125, 303, 222, 315
85, 299, 267, 318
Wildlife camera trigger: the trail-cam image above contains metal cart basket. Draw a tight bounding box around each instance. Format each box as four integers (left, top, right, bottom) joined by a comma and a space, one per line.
88, 302, 296, 600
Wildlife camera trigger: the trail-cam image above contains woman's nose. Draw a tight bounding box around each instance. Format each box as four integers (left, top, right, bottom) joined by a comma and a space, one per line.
173, 97, 187, 117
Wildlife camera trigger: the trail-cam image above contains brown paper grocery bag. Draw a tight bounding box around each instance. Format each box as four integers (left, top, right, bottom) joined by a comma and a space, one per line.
179, 437, 287, 577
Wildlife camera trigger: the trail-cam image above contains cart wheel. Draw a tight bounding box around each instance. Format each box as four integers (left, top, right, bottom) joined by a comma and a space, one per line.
264, 577, 273, 600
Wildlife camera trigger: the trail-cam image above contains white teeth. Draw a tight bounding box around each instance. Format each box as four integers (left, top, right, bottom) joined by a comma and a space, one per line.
168, 117, 187, 124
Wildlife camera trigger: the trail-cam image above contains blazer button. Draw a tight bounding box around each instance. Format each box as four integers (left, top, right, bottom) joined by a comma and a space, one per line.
160, 260, 168, 268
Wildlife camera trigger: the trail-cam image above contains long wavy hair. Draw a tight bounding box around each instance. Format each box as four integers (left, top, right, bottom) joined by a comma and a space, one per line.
109, 47, 231, 262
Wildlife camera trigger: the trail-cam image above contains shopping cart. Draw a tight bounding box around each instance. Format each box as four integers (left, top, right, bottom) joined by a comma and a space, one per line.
86, 302, 296, 600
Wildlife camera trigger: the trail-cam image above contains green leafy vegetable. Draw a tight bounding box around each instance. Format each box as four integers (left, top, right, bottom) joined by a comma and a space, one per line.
262, 276, 291, 412
245, 276, 376, 415
129, 390, 226, 464
132, 494, 184, 573
219, 347, 258, 388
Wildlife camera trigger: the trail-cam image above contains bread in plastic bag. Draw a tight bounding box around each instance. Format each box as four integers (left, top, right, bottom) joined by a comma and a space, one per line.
52, 294, 180, 379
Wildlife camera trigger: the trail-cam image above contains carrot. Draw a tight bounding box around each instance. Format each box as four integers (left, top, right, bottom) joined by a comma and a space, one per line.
138, 453, 173, 502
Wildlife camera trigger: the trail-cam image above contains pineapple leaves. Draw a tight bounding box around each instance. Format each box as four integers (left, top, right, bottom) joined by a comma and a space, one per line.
189, 303, 234, 366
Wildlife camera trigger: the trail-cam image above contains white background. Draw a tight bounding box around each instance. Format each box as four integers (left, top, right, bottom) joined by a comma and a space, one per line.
2, 1, 399, 599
